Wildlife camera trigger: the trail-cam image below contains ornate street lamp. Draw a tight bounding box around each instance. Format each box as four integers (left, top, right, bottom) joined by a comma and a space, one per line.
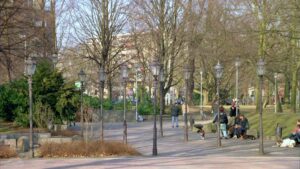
257, 58, 265, 155
214, 61, 223, 147
52, 52, 58, 68
120, 63, 128, 144
135, 64, 140, 121
274, 73, 278, 114
150, 58, 160, 156
183, 64, 192, 142
78, 69, 86, 138
235, 58, 241, 117
25, 56, 37, 158
159, 66, 164, 137
99, 66, 106, 141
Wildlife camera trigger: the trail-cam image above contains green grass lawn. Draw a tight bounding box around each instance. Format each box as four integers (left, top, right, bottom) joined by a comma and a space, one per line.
239, 106, 300, 138
191, 105, 300, 137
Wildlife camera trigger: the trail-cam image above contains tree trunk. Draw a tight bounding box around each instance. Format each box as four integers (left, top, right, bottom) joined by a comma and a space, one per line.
254, 0, 267, 113
284, 76, 290, 104
290, 69, 297, 113
276, 92, 283, 113
107, 75, 113, 101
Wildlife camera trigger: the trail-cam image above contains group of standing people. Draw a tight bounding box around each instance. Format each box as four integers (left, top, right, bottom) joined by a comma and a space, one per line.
212, 99, 249, 139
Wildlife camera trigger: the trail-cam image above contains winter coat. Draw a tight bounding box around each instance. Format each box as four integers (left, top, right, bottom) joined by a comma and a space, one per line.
213, 112, 228, 124
236, 118, 250, 130
171, 105, 180, 116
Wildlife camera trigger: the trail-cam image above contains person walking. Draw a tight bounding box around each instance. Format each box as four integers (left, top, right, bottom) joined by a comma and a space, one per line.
213, 106, 228, 139
171, 102, 180, 128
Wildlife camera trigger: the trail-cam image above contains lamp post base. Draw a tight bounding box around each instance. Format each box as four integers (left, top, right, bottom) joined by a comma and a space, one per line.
123, 120, 127, 144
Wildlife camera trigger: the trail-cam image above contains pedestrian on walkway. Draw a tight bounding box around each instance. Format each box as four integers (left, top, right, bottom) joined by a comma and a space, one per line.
213, 106, 228, 139
229, 99, 237, 117
171, 102, 180, 128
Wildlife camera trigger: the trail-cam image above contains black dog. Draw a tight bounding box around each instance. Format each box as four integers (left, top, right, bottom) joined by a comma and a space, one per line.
194, 124, 205, 139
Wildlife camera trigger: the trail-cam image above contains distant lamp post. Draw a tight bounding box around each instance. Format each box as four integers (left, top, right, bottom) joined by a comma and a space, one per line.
183, 64, 192, 142
135, 64, 140, 121
25, 56, 37, 158
52, 53, 58, 68
235, 58, 241, 117
99, 66, 106, 141
121, 63, 128, 144
150, 58, 160, 156
199, 68, 204, 119
159, 66, 164, 137
274, 73, 278, 114
78, 69, 86, 138
214, 61, 223, 147
257, 58, 265, 155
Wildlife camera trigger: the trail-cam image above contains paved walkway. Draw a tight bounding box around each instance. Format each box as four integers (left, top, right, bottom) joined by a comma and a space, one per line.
1, 121, 299, 169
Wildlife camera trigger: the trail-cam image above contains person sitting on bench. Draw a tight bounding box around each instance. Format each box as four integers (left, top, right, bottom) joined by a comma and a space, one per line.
288, 119, 300, 144
233, 114, 249, 139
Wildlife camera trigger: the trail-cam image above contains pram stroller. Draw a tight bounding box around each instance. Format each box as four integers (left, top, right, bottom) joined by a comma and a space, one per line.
194, 124, 205, 140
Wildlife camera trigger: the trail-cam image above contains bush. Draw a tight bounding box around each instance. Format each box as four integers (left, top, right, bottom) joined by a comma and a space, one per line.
34, 100, 54, 128
138, 101, 154, 115
83, 96, 114, 110
0, 60, 80, 127
0, 79, 28, 124
40, 141, 140, 157
113, 100, 133, 110
103, 99, 113, 110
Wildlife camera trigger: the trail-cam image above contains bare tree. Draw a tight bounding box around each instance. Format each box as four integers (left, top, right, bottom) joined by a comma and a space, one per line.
69, 0, 127, 141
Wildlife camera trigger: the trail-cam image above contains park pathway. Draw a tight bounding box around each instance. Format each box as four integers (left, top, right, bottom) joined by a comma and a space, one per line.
1, 121, 299, 169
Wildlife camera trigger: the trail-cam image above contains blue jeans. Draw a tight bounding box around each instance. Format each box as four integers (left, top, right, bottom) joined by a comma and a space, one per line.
172, 116, 178, 127
220, 123, 228, 138
234, 127, 246, 137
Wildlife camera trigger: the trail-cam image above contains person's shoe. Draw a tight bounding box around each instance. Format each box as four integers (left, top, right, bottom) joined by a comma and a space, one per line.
233, 135, 237, 139
176, 125, 179, 128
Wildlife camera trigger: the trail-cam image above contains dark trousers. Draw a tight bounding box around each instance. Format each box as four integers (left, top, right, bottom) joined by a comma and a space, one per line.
289, 133, 300, 143
234, 127, 246, 137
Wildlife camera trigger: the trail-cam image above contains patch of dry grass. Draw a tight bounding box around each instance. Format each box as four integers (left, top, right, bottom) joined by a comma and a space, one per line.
50, 130, 79, 137
0, 145, 17, 158
40, 141, 141, 157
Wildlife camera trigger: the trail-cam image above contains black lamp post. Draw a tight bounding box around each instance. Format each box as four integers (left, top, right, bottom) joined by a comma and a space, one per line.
135, 64, 140, 121
78, 69, 86, 138
183, 65, 191, 142
99, 66, 106, 141
214, 61, 223, 147
121, 63, 128, 144
150, 58, 160, 156
235, 58, 241, 117
257, 58, 265, 155
25, 56, 36, 158
159, 66, 164, 137
200, 68, 204, 119
274, 73, 278, 114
